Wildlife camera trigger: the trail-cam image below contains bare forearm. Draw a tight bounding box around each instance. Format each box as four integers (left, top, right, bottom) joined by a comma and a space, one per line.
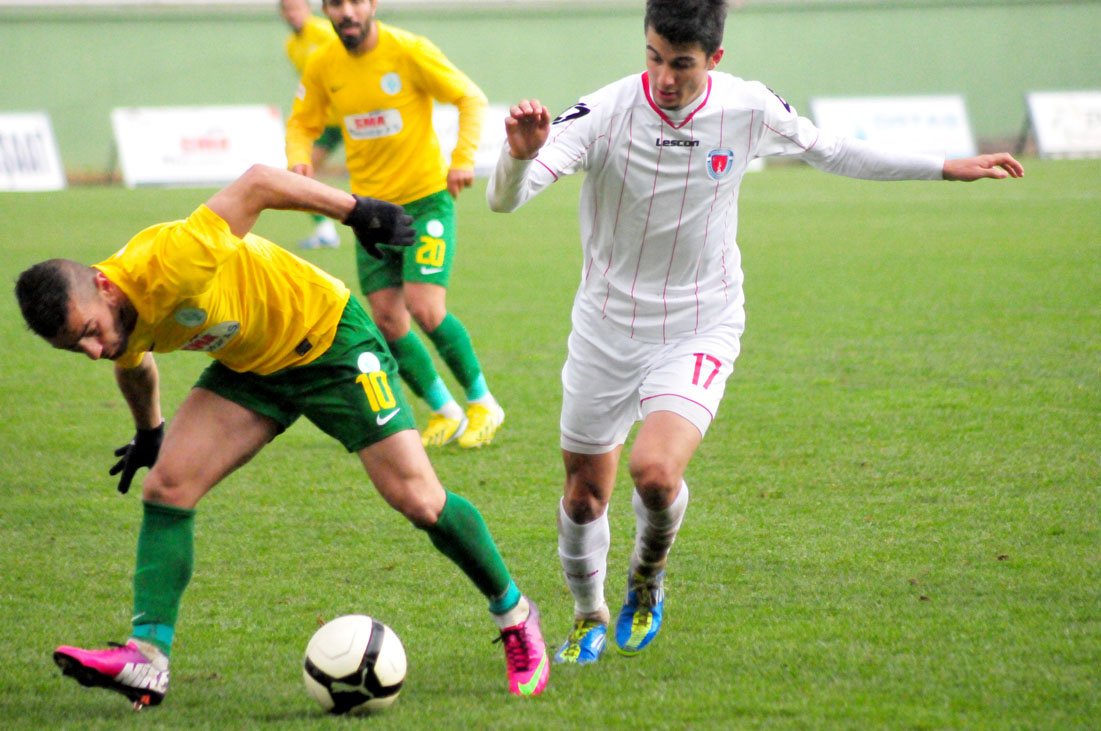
206, 164, 357, 238
115, 354, 163, 429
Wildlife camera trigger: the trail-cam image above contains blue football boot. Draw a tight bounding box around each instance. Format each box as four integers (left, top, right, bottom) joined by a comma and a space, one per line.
553, 618, 608, 665
615, 571, 665, 656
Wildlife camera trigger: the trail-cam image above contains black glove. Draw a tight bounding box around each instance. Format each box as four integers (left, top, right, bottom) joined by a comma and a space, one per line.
109, 422, 164, 494
343, 195, 416, 259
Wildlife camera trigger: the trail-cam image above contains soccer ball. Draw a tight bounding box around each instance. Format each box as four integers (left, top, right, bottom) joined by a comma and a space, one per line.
302, 615, 407, 714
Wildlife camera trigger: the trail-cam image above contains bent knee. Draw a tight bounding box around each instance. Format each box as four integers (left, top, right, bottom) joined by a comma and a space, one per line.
373, 310, 409, 341
402, 494, 444, 528
141, 467, 204, 509
628, 459, 682, 504
408, 303, 445, 333
389, 478, 446, 528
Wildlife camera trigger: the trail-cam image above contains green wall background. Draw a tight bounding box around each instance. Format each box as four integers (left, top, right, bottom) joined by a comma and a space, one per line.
1, 1, 1098, 175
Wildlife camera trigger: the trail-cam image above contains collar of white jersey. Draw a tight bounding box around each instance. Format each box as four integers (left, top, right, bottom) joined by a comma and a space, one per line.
640, 71, 713, 129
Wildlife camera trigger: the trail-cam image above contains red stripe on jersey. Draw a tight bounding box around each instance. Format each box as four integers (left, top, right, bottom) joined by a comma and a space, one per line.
641, 72, 713, 129
627, 111, 664, 340
660, 116, 695, 344
696, 107, 730, 335
535, 158, 558, 181
762, 121, 818, 152
602, 109, 636, 322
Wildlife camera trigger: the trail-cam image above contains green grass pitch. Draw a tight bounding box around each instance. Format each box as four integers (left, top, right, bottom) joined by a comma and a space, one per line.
0, 159, 1098, 729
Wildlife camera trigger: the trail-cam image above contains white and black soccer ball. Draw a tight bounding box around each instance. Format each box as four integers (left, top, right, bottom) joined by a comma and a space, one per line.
303, 614, 407, 714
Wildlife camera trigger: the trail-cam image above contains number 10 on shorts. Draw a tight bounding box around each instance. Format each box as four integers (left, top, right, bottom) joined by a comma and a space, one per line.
356, 372, 396, 412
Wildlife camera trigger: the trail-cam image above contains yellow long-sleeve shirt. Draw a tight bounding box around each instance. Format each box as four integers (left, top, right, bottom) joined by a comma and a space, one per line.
285, 22, 486, 204
97, 205, 350, 375
285, 15, 341, 129
285, 15, 338, 75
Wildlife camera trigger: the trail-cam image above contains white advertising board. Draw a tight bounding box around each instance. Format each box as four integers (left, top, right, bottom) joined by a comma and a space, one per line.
0, 112, 66, 192
433, 103, 511, 177
809, 95, 976, 159
1027, 91, 1101, 159
111, 105, 287, 188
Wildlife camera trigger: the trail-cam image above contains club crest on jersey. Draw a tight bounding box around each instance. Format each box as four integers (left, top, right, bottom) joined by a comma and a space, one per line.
706, 148, 736, 180
173, 307, 207, 328
380, 72, 402, 95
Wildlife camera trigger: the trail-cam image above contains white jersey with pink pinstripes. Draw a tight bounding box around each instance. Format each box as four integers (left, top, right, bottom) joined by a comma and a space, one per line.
488, 71, 943, 344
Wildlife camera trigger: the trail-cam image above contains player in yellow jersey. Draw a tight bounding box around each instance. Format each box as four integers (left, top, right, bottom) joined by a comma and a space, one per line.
15, 164, 549, 709
286, 0, 505, 450
280, 0, 344, 249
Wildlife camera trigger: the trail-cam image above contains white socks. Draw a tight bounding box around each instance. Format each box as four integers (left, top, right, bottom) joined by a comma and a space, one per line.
629, 481, 689, 580
491, 595, 529, 630
436, 400, 465, 421
558, 482, 690, 617
557, 500, 610, 618
315, 218, 338, 240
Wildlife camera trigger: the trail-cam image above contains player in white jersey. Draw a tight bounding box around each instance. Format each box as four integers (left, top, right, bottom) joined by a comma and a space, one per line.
487, 0, 1023, 665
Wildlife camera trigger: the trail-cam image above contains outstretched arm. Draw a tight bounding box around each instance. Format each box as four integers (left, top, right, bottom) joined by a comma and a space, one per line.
942, 153, 1025, 181
206, 164, 414, 258
206, 164, 355, 238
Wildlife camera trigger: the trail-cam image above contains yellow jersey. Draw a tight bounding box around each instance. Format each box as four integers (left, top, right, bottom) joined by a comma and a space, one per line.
285, 15, 337, 75
286, 22, 486, 205
96, 205, 350, 375
285, 15, 341, 128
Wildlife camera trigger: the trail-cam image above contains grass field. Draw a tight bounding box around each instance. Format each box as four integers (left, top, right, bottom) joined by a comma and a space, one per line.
0, 158, 1098, 729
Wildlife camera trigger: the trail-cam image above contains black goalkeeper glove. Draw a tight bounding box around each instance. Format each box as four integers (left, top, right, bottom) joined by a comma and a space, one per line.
342, 195, 416, 259
109, 422, 164, 495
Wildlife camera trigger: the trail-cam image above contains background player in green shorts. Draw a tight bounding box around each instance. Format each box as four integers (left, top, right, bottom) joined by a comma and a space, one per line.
14, 164, 549, 709
286, 0, 505, 450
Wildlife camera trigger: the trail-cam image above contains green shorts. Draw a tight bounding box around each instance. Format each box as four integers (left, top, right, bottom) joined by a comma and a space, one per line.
357, 189, 456, 294
194, 297, 416, 452
316, 125, 343, 153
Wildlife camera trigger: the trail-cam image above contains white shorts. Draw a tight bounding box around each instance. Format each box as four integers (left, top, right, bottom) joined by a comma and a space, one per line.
560, 303, 742, 455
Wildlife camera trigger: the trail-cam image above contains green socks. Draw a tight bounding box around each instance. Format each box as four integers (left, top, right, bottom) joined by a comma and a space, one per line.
131, 501, 195, 656
426, 314, 486, 400
422, 491, 518, 612
388, 330, 455, 411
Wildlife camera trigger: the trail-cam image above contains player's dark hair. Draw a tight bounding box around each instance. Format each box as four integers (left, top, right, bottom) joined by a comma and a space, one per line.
15, 259, 83, 338
645, 0, 727, 56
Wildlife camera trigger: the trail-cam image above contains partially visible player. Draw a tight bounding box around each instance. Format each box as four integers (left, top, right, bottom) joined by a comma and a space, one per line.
16, 164, 549, 708
286, 0, 505, 449
280, 0, 344, 249
488, 0, 1024, 665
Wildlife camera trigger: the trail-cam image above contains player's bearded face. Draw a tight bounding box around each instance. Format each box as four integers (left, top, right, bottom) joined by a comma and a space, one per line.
50, 289, 135, 361
327, 0, 375, 52
644, 30, 722, 111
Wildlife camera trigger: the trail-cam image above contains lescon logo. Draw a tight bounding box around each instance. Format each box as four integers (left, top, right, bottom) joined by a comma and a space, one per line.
706, 148, 735, 180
